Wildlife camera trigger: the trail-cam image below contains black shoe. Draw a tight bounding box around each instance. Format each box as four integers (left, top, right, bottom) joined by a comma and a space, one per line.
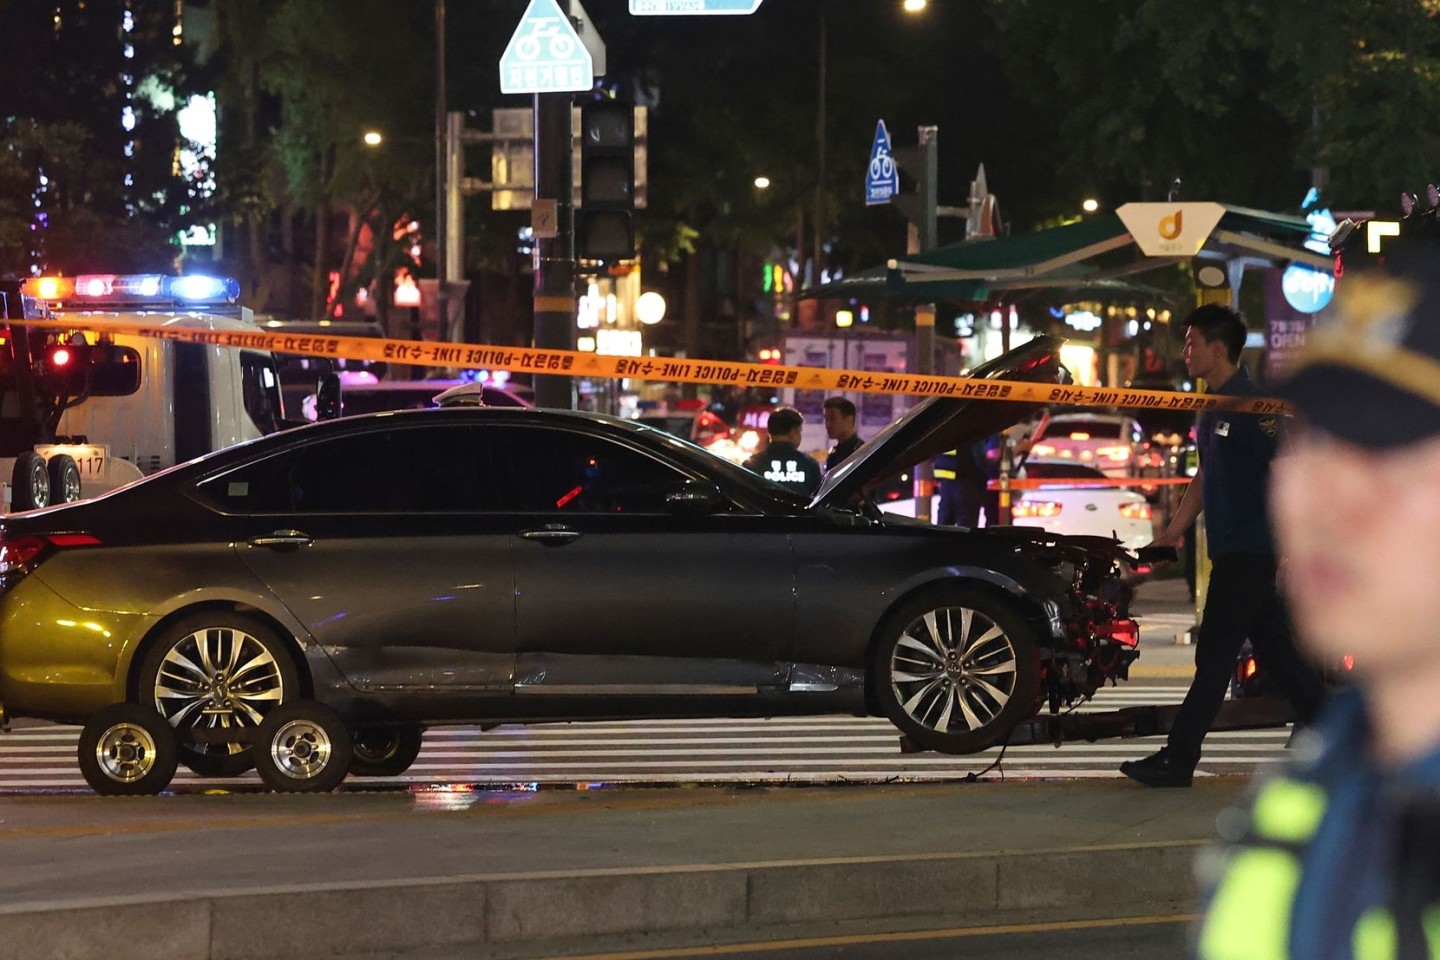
1120, 749, 1194, 788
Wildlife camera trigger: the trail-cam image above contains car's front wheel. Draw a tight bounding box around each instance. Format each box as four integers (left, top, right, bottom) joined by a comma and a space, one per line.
871, 585, 1039, 755
137, 612, 300, 777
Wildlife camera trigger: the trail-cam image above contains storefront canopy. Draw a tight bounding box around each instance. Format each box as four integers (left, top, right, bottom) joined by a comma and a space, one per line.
803, 203, 1332, 304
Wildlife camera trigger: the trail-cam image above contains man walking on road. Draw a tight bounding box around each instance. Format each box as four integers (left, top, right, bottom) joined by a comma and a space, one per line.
1120, 304, 1327, 788
821, 396, 862, 473
1195, 256, 1440, 959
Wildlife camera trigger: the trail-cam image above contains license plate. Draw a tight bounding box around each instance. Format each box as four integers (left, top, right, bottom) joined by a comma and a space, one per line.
36, 443, 108, 480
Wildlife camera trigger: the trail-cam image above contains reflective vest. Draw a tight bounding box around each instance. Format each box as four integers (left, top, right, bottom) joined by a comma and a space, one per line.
1198, 775, 1440, 960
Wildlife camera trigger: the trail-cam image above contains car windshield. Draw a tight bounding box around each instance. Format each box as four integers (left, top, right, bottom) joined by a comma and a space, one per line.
1023, 462, 1108, 480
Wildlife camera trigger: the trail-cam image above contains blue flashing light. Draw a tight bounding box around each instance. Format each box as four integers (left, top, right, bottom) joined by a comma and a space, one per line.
165, 275, 240, 302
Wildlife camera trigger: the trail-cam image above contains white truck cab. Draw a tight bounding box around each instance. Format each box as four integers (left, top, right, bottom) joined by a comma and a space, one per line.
1, 274, 286, 511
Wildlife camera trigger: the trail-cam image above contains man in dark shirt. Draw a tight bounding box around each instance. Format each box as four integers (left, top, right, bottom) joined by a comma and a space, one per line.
822, 396, 862, 472
744, 406, 824, 497
1120, 304, 1328, 788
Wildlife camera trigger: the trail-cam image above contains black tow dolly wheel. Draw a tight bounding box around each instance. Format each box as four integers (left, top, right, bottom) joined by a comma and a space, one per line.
78, 703, 180, 796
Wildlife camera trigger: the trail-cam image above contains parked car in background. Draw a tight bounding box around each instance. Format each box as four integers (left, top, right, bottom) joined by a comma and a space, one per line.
1027, 413, 1148, 478
0, 337, 1141, 795
1010, 460, 1154, 551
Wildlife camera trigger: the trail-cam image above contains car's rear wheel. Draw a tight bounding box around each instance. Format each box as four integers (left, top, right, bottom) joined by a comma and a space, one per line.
10, 452, 49, 510
349, 724, 424, 777
47, 454, 83, 503
254, 702, 352, 793
871, 585, 1039, 755
78, 703, 179, 796
138, 612, 300, 778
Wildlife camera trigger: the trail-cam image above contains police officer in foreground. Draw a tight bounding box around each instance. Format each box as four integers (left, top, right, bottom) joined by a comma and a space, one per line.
1195, 255, 1440, 959
743, 406, 823, 497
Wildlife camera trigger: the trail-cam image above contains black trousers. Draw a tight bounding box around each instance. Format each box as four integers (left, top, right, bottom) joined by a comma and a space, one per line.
1167, 552, 1328, 765
937, 478, 985, 527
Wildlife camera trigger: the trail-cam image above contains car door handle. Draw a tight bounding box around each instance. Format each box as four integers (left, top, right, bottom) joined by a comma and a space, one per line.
248, 530, 314, 550
519, 525, 583, 546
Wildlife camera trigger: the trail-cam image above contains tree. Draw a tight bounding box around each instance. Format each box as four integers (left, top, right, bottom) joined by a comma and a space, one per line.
0, 1, 197, 275
262, 0, 434, 320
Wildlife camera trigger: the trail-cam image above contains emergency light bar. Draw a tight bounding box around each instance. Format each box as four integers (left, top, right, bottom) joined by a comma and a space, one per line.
22, 274, 240, 305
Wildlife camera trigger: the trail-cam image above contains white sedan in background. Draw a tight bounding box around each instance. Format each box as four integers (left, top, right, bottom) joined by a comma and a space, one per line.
1011, 459, 1154, 550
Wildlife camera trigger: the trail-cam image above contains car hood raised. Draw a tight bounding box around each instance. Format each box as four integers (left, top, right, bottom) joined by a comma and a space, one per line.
811, 335, 1070, 510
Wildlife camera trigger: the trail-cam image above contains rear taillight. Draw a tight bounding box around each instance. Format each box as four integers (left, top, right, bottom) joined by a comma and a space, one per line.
1013, 500, 1062, 519
1119, 502, 1151, 520
0, 533, 100, 588
0, 535, 48, 572
1097, 619, 1139, 646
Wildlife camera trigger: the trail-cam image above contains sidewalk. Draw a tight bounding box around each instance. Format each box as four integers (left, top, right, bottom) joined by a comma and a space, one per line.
0, 777, 1239, 960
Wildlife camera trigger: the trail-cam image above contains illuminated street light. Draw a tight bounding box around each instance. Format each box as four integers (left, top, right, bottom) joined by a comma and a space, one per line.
903, 0, 927, 12
1082, 198, 1100, 213
363, 131, 384, 147
636, 291, 667, 325
754, 176, 771, 190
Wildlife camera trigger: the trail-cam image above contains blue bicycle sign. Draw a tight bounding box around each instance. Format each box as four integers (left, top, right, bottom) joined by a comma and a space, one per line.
865, 120, 900, 206
500, 0, 594, 95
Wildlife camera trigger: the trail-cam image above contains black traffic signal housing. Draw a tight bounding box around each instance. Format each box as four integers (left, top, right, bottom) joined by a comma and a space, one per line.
578, 99, 635, 262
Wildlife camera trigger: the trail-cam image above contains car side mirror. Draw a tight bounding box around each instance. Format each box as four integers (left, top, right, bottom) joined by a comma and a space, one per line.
665, 480, 726, 515
315, 373, 342, 421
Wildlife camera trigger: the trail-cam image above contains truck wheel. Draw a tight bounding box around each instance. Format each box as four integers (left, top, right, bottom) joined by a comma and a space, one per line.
349, 724, 424, 777
47, 454, 83, 503
78, 703, 179, 796
254, 702, 352, 793
10, 452, 50, 510
870, 585, 1039, 755
138, 612, 299, 779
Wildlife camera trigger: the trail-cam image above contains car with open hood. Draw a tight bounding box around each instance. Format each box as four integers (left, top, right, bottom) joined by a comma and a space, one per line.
0, 336, 1139, 792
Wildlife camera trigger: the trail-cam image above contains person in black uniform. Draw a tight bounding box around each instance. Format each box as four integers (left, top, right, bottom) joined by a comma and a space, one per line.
821, 396, 862, 472
1120, 304, 1328, 788
743, 406, 823, 497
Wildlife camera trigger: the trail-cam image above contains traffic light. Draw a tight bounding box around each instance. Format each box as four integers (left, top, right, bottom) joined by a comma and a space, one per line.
577, 99, 635, 262
892, 127, 937, 253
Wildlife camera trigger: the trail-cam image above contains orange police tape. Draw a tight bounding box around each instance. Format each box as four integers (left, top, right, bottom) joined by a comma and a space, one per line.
12, 315, 1289, 416
987, 476, 1193, 491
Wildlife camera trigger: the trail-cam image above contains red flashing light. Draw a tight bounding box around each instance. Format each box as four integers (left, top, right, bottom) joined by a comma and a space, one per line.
1342, 654, 1355, 672
50, 347, 72, 368
556, 485, 583, 509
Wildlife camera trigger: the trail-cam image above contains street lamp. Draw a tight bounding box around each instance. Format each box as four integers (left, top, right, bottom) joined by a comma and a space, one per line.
903, 0, 927, 11
363, 130, 384, 147
754, 176, 772, 190
1082, 198, 1100, 214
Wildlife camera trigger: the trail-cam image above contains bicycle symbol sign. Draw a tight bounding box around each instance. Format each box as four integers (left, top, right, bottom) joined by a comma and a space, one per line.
500, 0, 594, 95
865, 120, 900, 206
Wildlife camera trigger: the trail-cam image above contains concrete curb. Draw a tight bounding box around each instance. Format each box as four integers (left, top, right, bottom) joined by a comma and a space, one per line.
0, 839, 1206, 960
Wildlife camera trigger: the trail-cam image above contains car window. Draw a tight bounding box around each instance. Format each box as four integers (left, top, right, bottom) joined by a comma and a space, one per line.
488, 426, 692, 514
196, 425, 482, 514
1043, 418, 1123, 439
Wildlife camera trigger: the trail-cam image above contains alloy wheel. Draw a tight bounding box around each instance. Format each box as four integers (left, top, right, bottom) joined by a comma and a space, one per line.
889, 606, 1019, 735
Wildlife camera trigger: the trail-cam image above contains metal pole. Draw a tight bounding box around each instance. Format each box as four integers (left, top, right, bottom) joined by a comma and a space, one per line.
812, 8, 826, 288
533, 93, 576, 410
913, 125, 937, 522
434, 0, 448, 345
445, 111, 465, 341
435, 0, 447, 286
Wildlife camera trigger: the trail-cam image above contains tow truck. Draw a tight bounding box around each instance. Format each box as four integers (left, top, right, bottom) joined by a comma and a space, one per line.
0, 274, 289, 512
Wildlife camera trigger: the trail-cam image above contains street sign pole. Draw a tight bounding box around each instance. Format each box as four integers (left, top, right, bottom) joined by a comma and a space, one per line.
532, 92, 576, 410
894, 126, 938, 521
